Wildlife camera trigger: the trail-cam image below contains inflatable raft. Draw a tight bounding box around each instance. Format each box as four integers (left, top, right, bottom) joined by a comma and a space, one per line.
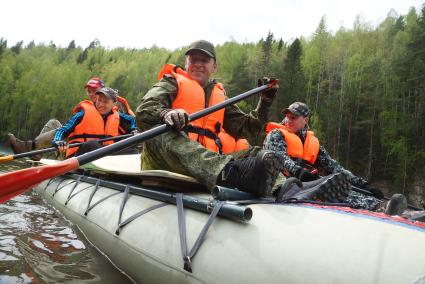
34, 154, 425, 284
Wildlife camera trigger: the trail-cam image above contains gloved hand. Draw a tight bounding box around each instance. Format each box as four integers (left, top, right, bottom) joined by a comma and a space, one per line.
161, 109, 189, 130
295, 168, 319, 182
52, 140, 67, 152
363, 186, 385, 199
257, 77, 279, 103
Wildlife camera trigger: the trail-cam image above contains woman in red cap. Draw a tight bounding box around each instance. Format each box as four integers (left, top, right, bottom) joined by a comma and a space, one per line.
85, 77, 105, 102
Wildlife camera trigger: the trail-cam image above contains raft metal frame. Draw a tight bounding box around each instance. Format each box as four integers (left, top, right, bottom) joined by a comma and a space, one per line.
50, 173, 253, 222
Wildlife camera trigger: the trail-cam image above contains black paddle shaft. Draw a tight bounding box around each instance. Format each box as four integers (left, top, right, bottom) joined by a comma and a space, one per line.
77, 83, 274, 165
12, 134, 133, 159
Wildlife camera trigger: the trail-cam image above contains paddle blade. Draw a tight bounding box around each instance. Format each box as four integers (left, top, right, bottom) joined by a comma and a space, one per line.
0, 158, 80, 203
0, 155, 13, 163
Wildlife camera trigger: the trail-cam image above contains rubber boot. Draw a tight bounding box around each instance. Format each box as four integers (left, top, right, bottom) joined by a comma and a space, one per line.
275, 172, 350, 202
217, 150, 284, 197
385, 194, 408, 216
274, 177, 303, 202
8, 133, 33, 154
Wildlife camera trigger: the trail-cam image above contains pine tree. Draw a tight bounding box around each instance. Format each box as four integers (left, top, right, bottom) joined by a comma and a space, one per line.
261, 31, 274, 74
282, 38, 305, 102
0, 38, 7, 56
67, 40, 76, 50
11, 40, 23, 54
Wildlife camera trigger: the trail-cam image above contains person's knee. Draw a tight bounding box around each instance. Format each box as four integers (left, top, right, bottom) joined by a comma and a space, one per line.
75, 140, 102, 156
46, 119, 62, 129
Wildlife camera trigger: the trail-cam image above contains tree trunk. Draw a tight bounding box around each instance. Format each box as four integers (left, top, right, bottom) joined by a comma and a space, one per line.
346, 65, 361, 168
306, 72, 313, 105
315, 59, 323, 111
365, 87, 377, 180
336, 55, 346, 161
402, 152, 408, 194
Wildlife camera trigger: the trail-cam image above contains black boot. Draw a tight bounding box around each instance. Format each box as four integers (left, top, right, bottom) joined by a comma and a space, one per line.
385, 194, 407, 216
274, 177, 303, 202
217, 150, 284, 197
275, 172, 350, 203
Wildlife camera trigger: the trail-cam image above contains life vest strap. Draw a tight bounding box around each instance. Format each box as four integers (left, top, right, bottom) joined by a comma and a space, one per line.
186, 125, 223, 154
68, 134, 112, 140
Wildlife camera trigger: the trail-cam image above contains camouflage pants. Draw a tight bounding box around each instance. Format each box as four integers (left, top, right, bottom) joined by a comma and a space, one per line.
346, 190, 381, 211
34, 119, 62, 149
301, 174, 381, 210
141, 129, 270, 191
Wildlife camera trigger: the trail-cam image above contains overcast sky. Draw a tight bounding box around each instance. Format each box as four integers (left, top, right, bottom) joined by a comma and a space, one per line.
0, 0, 422, 50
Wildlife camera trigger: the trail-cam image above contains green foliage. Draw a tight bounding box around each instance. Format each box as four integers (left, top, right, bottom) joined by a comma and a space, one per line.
280, 38, 305, 113
1, 7, 424, 192
0, 38, 7, 55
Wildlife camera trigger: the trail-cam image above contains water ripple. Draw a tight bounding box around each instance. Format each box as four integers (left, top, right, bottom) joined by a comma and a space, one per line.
0, 161, 131, 283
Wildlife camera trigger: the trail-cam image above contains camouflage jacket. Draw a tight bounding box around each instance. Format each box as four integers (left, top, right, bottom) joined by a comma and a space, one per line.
136, 75, 273, 146
263, 125, 368, 187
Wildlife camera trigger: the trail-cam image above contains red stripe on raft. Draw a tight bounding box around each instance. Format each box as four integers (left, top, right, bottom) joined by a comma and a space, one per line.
0, 158, 80, 203
303, 203, 425, 230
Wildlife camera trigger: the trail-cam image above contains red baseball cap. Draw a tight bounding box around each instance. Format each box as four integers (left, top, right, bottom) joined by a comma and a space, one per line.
85, 77, 105, 89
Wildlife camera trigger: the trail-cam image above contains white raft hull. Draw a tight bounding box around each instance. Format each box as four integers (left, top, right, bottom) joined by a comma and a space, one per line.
37, 179, 425, 283
34, 157, 425, 284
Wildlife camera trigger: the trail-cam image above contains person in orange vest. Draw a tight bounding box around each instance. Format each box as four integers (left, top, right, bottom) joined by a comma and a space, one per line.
7, 76, 106, 159
86, 77, 135, 116
265, 102, 408, 216
7, 77, 135, 159
115, 89, 136, 117
52, 87, 137, 157
138, 39, 288, 197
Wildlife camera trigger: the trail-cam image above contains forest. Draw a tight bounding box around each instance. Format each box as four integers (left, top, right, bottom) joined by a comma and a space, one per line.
0, 7, 424, 198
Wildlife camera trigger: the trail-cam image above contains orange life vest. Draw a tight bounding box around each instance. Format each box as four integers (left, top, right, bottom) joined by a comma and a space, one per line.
66, 100, 120, 157
116, 96, 135, 117
158, 64, 249, 154
265, 122, 320, 164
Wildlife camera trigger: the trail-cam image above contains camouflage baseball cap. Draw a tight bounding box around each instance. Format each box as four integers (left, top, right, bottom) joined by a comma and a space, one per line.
282, 102, 310, 117
185, 40, 216, 59
96, 87, 117, 102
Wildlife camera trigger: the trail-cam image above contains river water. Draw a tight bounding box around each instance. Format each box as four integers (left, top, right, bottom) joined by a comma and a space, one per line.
0, 159, 132, 283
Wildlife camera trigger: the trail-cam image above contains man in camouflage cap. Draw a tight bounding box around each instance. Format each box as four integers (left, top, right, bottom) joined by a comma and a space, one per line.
137, 39, 283, 197
282, 102, 310, 117
264, 101, 408, 216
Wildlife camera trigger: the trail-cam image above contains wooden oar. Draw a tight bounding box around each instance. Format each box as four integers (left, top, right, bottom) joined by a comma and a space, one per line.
0, 81, 277, 203
0, 134, 133, 163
